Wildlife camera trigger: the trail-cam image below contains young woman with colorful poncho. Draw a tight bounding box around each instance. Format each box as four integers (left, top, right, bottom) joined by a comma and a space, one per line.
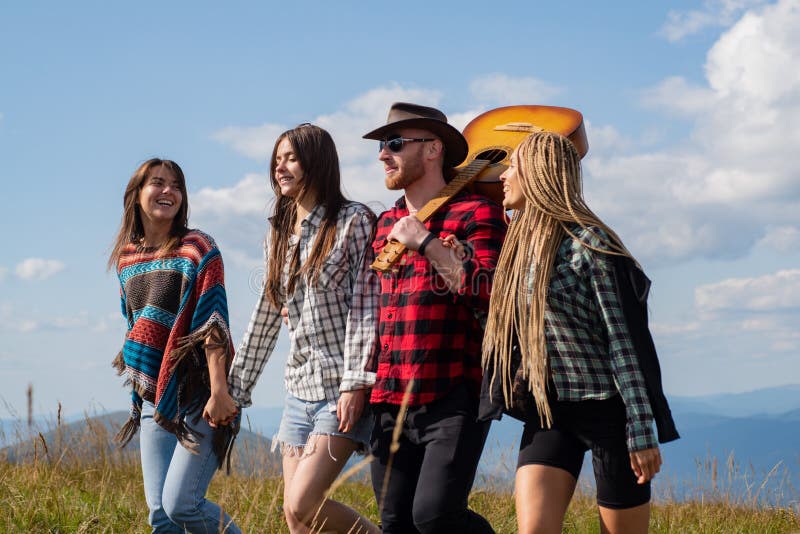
478, 132, 679, 534
109, 158, 241, 533
228, 124, 380, 534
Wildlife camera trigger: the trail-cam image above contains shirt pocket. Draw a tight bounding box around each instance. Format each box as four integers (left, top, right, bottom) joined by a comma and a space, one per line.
545, 262, 576, 311
413, 253, 435, 288
549, 261, 596, 324
314, 247, 348, 293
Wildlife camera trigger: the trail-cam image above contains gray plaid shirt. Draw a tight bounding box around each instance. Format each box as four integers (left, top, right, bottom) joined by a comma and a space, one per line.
229, 201, 377, 407
544, 226, 657, 451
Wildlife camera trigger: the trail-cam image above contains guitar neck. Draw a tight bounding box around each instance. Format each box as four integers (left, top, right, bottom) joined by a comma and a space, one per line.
415, 158, 491, 222
370, 158, 491, 272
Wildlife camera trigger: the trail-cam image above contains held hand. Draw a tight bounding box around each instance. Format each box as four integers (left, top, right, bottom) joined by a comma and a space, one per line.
336, 389, 366, 433
386, 215, 430, 251
203, 390, 239, 429
440, 234, 466, 260
280, 306, 289, 326
629, 446, 662, 484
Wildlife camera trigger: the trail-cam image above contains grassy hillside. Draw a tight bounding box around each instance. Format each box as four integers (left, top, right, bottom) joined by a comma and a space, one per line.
1, 414, 799, 533
2, 458, 798, 533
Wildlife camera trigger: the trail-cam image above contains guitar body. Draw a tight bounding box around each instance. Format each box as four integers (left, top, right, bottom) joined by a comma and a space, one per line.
371, 105, 588, 271
463, 105, 588, 205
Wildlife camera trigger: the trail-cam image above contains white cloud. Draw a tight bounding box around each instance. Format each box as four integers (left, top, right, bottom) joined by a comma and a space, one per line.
757, 226, 800, 252
0, 303, 104, 334
650, 321, 702, 336
583, 121, 633, 155
212, 123, 285, 161
213, 83, 444, 164
660, 0, 768, 42
771, 338, 799, 351
15, 258, 65, 281
663, 0, 800, 188
738, 315, 800, 352
705, 2, 800, 102
192, 173, 271, 219
640, 76, 716, 116
695, 269, 800, 312
469, 73, 561, 107
584, 0, 800, 264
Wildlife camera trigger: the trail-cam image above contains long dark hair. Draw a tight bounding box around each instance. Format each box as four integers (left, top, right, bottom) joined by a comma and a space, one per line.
107, 158, 189, 270
265, 124, 346, 308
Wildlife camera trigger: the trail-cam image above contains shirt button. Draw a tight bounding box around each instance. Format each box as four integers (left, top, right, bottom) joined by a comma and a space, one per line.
383, 343, 389, 350
387, 313, 393, 319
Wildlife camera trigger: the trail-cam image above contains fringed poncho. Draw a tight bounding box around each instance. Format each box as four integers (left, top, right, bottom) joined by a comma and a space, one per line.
112, 229, 237, 469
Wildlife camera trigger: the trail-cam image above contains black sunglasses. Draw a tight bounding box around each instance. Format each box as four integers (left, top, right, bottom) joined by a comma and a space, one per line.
379, 137, 435, 153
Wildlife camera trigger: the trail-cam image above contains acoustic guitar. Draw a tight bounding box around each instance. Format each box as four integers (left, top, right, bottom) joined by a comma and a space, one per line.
370, 105, 588, 272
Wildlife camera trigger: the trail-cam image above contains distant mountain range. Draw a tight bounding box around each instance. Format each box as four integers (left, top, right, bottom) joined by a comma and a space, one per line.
476, 385, 800, 506
668, 384, 800, 418
4, 385, 799, 507
1, 410, 280, 475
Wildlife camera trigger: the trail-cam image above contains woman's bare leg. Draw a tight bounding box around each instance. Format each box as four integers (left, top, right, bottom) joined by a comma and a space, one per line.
282, 434, 379, 534
515, 464, 577, 534
598, 502, 650, 534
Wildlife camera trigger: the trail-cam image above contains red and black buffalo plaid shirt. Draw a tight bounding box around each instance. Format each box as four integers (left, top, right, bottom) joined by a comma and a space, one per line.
345, 192, 507, 406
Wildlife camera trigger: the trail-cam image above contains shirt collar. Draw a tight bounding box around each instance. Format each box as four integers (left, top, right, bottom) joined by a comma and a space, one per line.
304, 204, 326, 228
268, 203, 326, 228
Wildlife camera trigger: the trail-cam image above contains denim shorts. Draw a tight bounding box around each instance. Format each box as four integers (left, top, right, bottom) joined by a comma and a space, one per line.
274, 393, 373, 456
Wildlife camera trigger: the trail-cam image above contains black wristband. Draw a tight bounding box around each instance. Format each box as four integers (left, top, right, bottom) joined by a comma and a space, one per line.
417, 232, 436, 256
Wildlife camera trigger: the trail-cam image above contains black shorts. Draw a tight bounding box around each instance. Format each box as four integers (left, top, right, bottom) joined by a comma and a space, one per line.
517, 394, 650, 509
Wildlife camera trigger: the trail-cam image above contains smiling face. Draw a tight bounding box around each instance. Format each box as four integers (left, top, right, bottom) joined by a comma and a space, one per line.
137, 164, 183, 226
378, 127, 432, 191
499, 149, 525, 210
273, 137, 305, 198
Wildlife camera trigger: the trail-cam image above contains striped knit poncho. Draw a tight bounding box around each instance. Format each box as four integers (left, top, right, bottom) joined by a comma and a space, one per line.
112, 229, 237, 468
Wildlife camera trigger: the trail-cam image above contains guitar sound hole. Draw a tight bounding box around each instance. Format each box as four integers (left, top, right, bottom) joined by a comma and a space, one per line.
475, 149, 508, 164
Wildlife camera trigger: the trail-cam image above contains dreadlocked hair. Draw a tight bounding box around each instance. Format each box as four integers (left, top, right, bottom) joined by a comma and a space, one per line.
482, 130, 637, 428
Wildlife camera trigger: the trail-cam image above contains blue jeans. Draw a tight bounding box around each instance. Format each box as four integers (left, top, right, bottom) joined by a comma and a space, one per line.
140, 400, 241, 533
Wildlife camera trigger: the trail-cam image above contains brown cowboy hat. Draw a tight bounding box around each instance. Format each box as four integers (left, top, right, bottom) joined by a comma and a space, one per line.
363, 102, 469, 168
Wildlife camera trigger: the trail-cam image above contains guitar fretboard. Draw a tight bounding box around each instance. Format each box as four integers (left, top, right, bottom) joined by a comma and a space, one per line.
415, 158, 491, 222
370, 158, 492, 272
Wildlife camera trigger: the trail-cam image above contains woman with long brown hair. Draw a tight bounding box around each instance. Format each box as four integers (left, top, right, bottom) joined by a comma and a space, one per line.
109, 158, 241, 533
480, 131, 678, 534
228, 124, 379, 534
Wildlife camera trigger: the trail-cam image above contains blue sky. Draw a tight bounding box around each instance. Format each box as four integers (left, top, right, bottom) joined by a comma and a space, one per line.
2, 1, 799, 418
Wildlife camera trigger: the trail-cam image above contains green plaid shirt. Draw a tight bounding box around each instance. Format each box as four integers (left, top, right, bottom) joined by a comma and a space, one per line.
543, 226, 657, 451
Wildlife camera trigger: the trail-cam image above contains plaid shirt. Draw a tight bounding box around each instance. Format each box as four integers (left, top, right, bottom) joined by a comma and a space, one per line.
346, 193, 507, 406
545, 226, 657, 451
229, 201, 377, 406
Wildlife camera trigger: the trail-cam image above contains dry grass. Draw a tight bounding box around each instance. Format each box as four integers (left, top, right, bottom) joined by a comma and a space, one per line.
1, 406, 799, 533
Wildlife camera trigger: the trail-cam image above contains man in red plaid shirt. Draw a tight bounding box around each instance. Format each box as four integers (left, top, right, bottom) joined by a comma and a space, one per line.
345, 103, 507, 533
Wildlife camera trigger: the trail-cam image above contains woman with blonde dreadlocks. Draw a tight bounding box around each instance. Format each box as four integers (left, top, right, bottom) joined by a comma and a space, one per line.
478, 131, 679, 534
